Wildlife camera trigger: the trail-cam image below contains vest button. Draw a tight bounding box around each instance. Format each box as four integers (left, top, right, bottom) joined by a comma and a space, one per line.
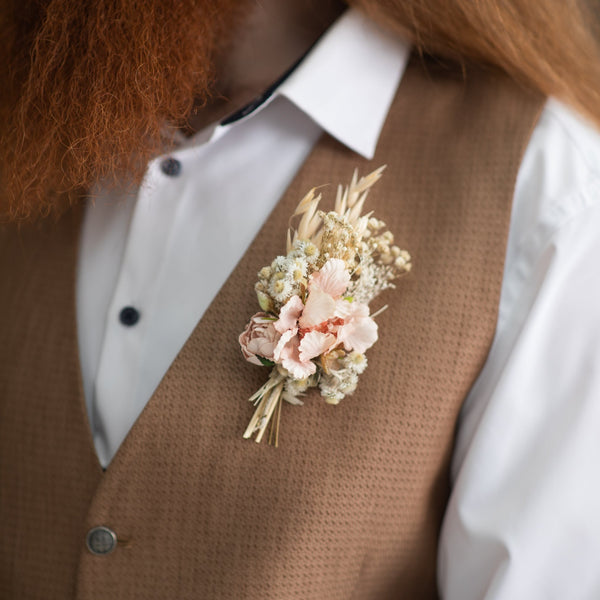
86, 526, 117, 556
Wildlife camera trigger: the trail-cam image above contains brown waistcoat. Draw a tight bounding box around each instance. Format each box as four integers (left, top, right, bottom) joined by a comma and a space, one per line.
0, 56, 543, 599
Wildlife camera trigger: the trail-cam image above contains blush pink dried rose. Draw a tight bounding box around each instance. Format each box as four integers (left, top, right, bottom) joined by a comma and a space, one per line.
239, 313, 281, 366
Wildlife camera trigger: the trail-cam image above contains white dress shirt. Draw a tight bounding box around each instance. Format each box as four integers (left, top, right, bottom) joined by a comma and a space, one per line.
76, 8, 600, 599
439, 100, 600, 599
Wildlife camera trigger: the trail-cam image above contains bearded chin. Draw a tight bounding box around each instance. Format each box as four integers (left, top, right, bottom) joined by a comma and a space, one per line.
0, 0, 244, 221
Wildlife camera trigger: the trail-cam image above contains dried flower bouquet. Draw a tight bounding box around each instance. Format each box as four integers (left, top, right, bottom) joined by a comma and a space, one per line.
239, 166, 411, 445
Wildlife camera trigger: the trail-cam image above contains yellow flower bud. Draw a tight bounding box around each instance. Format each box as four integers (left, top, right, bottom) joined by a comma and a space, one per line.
256, 290, 274, 312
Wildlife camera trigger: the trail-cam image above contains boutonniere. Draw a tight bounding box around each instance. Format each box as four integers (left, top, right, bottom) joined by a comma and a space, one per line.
239, 166, 411, 445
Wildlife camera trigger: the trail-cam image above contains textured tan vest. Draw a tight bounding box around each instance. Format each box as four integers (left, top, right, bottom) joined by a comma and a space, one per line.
0, 56, 543, 599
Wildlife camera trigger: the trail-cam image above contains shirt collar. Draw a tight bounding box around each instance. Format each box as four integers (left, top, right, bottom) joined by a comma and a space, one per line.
177, 9, 411, 158
276, 9, 411, 159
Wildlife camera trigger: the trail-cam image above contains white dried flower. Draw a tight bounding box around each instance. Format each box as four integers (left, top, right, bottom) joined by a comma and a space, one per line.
319, 384, 345, 405
338, 370, 359, 394
380, 252, 394, 265
271, 255, 288, 272
343, 352, 368, 375
292, 240, 320, 265
269, 277, 292, 303
319, 369, 359, 404
282, 377, 310, 405
290, 257, 308, 280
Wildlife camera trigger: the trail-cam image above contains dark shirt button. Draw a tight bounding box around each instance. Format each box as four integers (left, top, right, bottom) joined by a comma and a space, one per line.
160, 157, 182, 177
86, 526, 117, 556
119, 306, 140, 327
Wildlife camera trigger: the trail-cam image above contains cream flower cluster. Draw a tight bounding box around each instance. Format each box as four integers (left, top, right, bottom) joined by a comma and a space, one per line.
254, 239, 320, 312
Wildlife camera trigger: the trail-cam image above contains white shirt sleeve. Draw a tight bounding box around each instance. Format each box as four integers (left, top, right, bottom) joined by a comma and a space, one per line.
438, 99, 600, 599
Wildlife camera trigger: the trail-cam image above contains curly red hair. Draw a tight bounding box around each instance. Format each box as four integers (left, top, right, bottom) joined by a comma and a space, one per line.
0, 0, 244, 220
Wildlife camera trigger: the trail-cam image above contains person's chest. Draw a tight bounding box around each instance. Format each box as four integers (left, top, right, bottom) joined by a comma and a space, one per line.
0, 52, 545, 599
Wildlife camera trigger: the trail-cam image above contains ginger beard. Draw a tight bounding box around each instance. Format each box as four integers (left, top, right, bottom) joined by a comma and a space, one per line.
0, 0, 246, 221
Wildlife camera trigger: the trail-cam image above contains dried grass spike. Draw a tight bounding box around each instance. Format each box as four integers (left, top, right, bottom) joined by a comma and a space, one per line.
293, 188, 318, 217
334, 183, 346, 215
